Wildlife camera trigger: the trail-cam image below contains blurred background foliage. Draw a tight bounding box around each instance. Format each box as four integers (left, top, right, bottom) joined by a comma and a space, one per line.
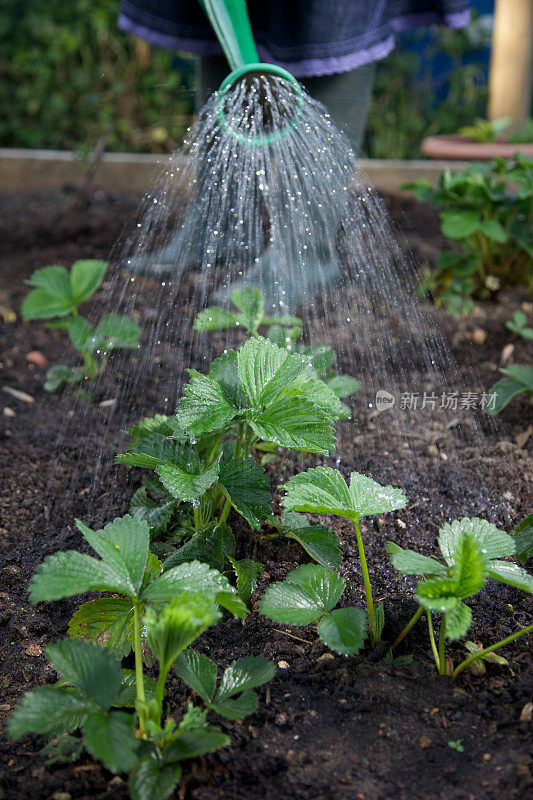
0, 0, 195, 153
0, 1, 491, 158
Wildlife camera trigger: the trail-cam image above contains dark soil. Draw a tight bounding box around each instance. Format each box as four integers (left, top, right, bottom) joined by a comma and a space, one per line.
0, 187, 531, 800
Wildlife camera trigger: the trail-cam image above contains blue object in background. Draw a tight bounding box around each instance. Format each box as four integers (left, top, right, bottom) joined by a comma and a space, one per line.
398, 0, 493, 105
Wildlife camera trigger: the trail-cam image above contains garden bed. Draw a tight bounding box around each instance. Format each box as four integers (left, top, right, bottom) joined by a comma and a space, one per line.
0, 187, 531, 800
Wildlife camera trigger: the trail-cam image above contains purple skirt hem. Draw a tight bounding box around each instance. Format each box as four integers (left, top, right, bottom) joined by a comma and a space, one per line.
117, 9, 470, 78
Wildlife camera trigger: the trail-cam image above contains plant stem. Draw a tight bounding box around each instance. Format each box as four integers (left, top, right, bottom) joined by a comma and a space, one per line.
83, 351, 98, 378
392, 606, 424, 650
155, 664, 169, 723
133, 601, 146, 734
451, 623, 533, 683
193, 505, 202, 531
438, 616, 447, 675
427, 612, 440, 671
234, 423, 244, 458
353, 516, 374, 648
219, 497, 231, 524
243, 425, 254, 458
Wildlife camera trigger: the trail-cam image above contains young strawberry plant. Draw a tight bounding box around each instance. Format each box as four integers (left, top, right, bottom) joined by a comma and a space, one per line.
21, 260, 140, 392
9, 513, 276, 800
388, 517, 533, 679
280, 466, 407, 646
506, 310, 533, 340
9, 610, 235, 799
403, 156, 533, 315
259, 564, 369, 655
194, 286, 303, 339
175, 651, 276, 719
487, 364, 533, 415
194, 287, 360, 399
116, 335, 358, 580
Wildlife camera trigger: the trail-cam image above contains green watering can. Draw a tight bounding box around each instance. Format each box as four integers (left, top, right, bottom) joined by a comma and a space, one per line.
198, 0, 302, 145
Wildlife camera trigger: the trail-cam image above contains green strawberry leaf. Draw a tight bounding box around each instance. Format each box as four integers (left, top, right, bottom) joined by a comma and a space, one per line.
88, 313, 140, 351
194, 307, 240, 332
453, 532, 487, 598
228, 556, 264, 606
176, 372, 239, 437
326, 374, 360, 399
174, 650, 217, 703
30, 550, 134, 603
317, 607, 368, 655
208, 691, 258, 720
438, 517, 515, 565
214, 656, 276, 702
486, 561, 533, 593
144, 595, 220, 672
163, 727, 229, 761
250, 396, 336, 455
162, 524, 235, 573
445, 601, 472, 641
66, 317, 92, 352
129, 754, 182, 800
69, 260, 107, 305
286, 526, 342, 569
124, 415, 184, 447
47, 639, 122, 710
22, 265, 73, 319
116, 435, 193, 469
260, 565, 344, 625
44, 364, 84, 393
512, 514, 533, 563
68, 597, 134, 659
281, 466, 407, 519
7, 686, 92, 739
114, 670, 157, 708
75, 515, 150, 597
231, 287, 264, 334
218, 457, 272, 529
156, 458, 221, 503
130, 487, 176, 537
237, 336, 309, 407
387, 542, 447, 576
208, 350, 246, 408
82, 709, 137, 774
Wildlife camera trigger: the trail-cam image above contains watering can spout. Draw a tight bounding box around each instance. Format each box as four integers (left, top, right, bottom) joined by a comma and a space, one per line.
197, 0, 259, 72
197, 0, 301, 145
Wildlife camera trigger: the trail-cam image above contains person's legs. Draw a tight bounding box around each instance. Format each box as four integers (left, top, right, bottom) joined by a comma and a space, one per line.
301, 63, 375, 152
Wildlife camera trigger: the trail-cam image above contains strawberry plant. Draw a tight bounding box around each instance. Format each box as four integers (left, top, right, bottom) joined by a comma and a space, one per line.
259, 564, 369, 655
279, 466, 407, 646
116, 335, 358, 581
194, 287, 360, 399
175, 651, 276, 720
487, 364, 533, 415
403, 156, 533, 315
9, 513, 275, 800
506, 310, 533, 340
388, 517, 533, 679
21, 260, 139, 392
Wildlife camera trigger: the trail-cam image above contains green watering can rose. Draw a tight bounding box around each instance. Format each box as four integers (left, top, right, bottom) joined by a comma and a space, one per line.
198, 0, 302, 145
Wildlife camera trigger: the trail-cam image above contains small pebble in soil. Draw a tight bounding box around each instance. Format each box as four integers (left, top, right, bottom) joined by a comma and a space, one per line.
2, 406, 15, 417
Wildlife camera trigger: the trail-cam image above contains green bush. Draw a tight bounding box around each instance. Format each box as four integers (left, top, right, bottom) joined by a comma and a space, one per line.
0, 0, 194, 153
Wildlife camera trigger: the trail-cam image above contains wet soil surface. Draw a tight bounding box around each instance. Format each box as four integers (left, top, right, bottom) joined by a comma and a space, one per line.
0, 187, 532, 800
